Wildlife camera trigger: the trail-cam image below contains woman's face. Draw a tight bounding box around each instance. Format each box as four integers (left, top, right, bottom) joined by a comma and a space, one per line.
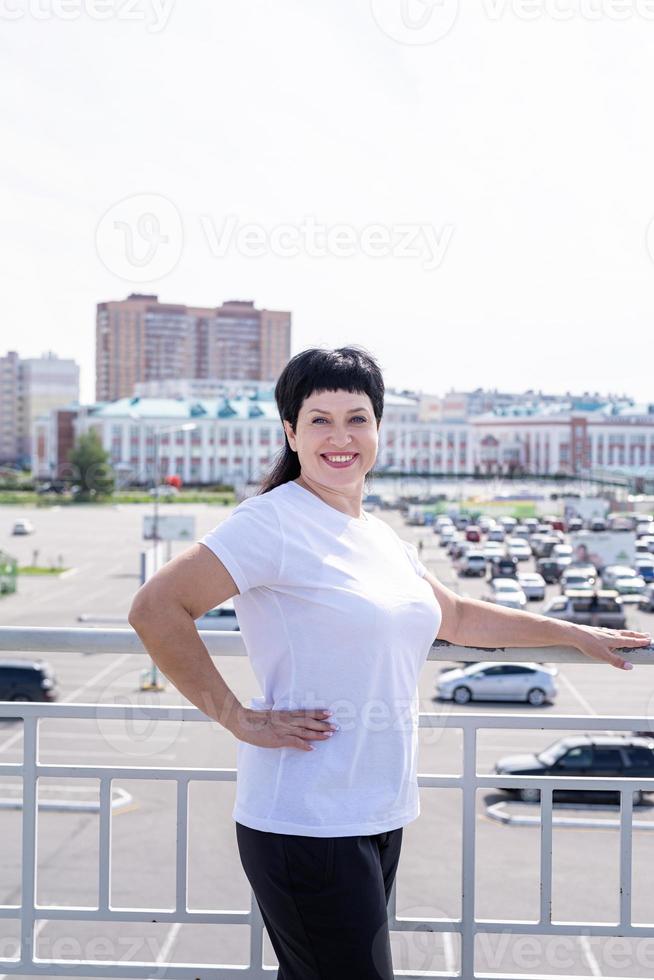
283, 389, 379, 490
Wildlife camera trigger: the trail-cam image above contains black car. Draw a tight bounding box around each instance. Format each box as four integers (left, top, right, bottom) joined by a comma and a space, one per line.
0, 659, 58, 701
488, 555, 519, 580
495, 735, 654, 804
536, 558, 562, 584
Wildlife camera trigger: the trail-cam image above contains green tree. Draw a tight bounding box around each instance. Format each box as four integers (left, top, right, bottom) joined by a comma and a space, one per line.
68, 431, 115, 501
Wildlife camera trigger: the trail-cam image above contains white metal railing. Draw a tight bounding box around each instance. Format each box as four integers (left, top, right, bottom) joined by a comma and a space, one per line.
0, 627, 653, 979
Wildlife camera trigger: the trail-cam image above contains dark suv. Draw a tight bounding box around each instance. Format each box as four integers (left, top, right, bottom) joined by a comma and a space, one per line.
495, 735, 654, 804
488, 555, 519, 580
0, 660, 58, 701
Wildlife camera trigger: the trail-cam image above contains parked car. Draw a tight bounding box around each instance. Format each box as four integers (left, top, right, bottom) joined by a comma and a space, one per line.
0, 659, 58, 701
11, 519, 35, 535
486, 578, 527, 610
456, 551, 487, 577
635, 559, 654, 584
639, 585, 654, 612
478, 517, 495, 533
602, 565, 640, 590
498, 517, 518, 534
512, 524, 531, 540
531, 535, 562, 559
536, 558, 562, 584
195, 599, 239, 631
506, 537, 532, 562
488, 554, 519, 580
437, 662, 558, 706
517, 572, 546, 601
566, 517, 584, 533
494, 735, 654, 804
552, 543, 573, 570
589, 518, 608, 532
487, 528, 506, 543
438, 525, 457, 544
483, 542, 505, 560
465, 525, 481, 542
560, 568, 597, 595
148, 485, 179, 498
542, 590, 626, 628
613, 574, 646, 599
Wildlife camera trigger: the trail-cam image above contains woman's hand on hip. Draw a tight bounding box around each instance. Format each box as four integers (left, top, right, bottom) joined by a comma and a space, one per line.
231, 706, 337, 751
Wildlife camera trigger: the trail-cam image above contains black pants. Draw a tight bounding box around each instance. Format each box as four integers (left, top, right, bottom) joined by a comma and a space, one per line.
235, 821, 403, 980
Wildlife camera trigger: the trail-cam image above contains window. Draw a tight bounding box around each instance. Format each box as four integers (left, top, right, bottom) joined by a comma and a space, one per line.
625, 746, 654, 768
591, 748, 624, 769
557, 746, 593, 769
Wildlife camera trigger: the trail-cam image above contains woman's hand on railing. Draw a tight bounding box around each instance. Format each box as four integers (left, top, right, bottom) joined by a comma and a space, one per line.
570, 625, 651, 670
230, 706, 337, 751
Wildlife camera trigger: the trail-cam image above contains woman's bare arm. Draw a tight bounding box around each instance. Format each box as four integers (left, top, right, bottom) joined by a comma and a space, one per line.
422, 570, 650, 670
128, 543, 244, 731
128, 543, 335, 749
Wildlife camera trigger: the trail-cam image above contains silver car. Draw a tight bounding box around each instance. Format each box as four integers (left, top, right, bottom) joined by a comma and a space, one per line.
195, 599, 239, 631
517, 572, 546, 601
487, 578, 527, 610
436, 662, 558, 706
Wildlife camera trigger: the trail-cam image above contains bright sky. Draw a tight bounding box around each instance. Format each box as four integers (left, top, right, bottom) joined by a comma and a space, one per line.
3, 0, 654, 405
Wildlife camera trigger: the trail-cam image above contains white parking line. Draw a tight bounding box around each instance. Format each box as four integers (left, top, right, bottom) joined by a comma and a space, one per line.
442, 931, 456, 975
579, 934, 603, 976
155, 921, 181, 965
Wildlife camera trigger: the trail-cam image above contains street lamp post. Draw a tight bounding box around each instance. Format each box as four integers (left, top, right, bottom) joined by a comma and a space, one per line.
140, 420, 197, 693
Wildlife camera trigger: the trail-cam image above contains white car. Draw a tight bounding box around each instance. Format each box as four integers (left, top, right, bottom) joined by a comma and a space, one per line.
552, 543, 573, 569
517, 572, 546, 601
506, 538, 532, 562
487, 578, 528, 610
11, 519, 35, 535
483, 542, 505, 560
436, 661, 558, 706
195, 599, 239, 631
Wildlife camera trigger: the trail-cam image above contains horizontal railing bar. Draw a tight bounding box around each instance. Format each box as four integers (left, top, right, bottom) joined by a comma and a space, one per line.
0, 963, 273, 979
2, 765, 652, 793
1, 702, 654, 731
0, 626, 652, 665
0, 907, 255, 923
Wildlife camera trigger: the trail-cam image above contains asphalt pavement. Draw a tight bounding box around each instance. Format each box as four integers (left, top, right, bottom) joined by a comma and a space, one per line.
0, 502, 653, 977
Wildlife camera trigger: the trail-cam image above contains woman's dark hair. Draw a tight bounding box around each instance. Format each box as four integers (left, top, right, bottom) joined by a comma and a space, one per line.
258, 346, 385, 495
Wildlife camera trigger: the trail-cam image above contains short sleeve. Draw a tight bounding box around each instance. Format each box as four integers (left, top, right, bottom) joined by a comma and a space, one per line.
401, 539, 428, 578
198, 496, 283, 593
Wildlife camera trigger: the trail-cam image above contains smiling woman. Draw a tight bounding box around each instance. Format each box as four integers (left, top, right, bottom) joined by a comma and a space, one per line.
129, 346, 651, 979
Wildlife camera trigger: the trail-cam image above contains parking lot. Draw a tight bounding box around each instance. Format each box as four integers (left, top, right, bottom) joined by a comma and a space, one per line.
1, 501, 654, 976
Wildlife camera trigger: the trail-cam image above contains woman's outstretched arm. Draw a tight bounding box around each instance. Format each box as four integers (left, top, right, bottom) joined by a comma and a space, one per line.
423, 570, 651, 671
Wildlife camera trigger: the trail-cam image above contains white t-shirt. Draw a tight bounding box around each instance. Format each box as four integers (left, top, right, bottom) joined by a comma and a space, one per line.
198, 479, 442, 837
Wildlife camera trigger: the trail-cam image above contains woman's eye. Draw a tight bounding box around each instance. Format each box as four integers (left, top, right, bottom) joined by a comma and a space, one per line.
311, 417, 367, 424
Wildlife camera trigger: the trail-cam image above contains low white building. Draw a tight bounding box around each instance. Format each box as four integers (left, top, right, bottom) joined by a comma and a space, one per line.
32, 393, 654, 486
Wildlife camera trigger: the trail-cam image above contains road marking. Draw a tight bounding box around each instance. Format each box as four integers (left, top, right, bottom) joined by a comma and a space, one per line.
558, 673, 596, 716
155, 921, 181, 965
442, 931, 456, 975
579, 934, 603, 976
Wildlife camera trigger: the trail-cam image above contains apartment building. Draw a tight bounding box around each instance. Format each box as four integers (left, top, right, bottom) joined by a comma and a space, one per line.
0, 351, 79, 468
96, 294, 291, 401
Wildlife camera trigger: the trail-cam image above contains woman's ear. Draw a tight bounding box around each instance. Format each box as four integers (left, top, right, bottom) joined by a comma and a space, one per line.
283, 419, 297, 452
